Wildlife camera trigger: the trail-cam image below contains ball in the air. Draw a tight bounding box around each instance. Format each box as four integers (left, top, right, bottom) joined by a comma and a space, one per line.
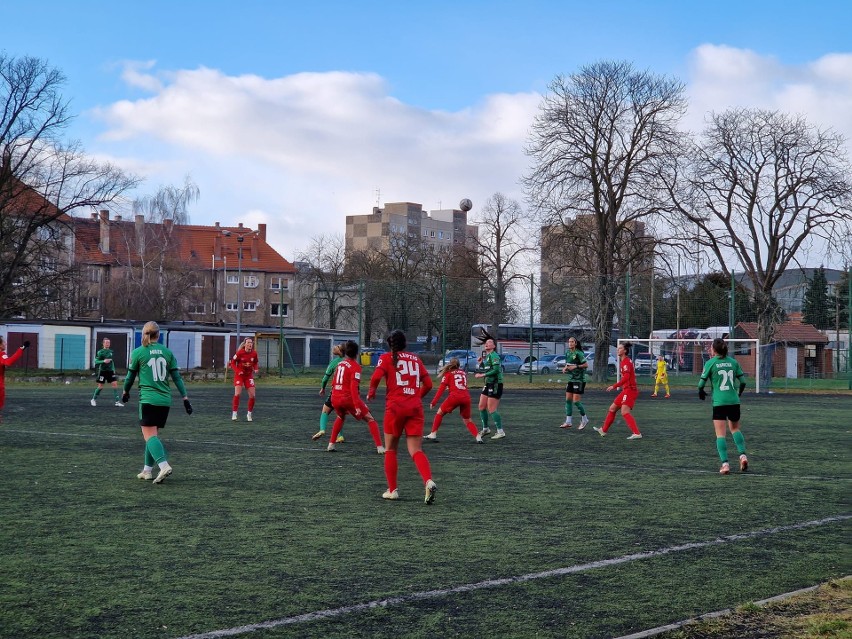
459, 198, 473, 211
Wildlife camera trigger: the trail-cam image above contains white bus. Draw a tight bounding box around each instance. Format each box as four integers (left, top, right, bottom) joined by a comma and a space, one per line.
470, 323, 607, 360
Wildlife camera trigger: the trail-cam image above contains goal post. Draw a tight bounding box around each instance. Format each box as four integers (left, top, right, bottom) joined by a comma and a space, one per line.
616, 338, 761, 394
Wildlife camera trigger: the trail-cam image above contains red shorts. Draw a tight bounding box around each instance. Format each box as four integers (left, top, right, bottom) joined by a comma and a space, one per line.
334, 398, 366, 420
234, 373, 255, 388
438, 395, 471, 420
614, 388, 638, 409
384, 401, 425, 438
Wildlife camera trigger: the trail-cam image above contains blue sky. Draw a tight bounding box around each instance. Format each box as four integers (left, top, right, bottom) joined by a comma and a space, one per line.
2, 0, 851, 266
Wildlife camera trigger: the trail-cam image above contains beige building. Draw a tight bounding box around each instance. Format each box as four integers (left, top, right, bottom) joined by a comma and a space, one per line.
345, 202, 478, 253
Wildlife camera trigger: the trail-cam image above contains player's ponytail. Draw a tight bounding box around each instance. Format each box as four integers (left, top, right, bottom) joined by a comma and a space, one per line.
387, 330, 407, 367
141, 321, 160, 346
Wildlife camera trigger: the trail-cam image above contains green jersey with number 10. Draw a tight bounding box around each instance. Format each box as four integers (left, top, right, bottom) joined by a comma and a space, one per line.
699, 355, 744, 407
128, 344, 182, 406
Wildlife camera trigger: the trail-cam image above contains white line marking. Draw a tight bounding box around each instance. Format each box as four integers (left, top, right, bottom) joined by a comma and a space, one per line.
172, 515, 851, 639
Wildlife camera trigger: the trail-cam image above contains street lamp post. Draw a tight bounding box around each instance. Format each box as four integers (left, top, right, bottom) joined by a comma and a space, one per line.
223, 230, 249, 345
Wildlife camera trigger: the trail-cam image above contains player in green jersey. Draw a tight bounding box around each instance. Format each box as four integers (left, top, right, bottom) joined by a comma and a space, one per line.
91, 337, 123, 407
122, 321, 193, 484
312, 343, 346, 443
474, 330, 505, 439
698, 338, 748, 475
560, 336, 589, 429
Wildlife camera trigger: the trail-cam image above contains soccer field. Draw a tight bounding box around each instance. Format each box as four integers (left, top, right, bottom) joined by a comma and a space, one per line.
1, 383, 849, 639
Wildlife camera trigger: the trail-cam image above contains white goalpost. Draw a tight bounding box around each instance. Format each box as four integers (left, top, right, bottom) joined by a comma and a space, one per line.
617, 338, 761, 394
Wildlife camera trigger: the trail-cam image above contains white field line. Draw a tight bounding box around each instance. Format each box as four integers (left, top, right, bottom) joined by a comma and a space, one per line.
3, 428, 851, 481
171, 515, 851, 639
613, 579, 850, 639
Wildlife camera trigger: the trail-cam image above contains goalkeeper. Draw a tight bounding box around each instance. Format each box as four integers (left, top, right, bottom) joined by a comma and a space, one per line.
651, 354, 670, 398
697, 338, 748, 475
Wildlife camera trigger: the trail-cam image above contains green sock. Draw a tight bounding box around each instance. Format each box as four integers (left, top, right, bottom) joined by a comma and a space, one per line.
144, 446, 155, 467
319, 411, 329, 432
113, 389, 120, 401
492, 411, 502, 430
565, 401, 573, 417
92, 389, 101, 399
479, 409, 489, 428
732, 431, 746, 454
716, 437, 728, 463
146, 436, 168, 465
574, 401, 585, 416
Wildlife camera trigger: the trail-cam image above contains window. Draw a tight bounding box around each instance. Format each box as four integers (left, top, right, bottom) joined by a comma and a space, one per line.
438, 231, 444, 239
226, 302, 238, 312
805, 344, 817, 358
189, 275, 204, 288
270, 277, 289, 291
86, 296, 99, 310
271, 303, 288, 317
429, 230, 435, 238
243, 301, 257, 312
87, 267, 100, 283
423, 229, 428, 237
227, 274, 239, 284
188, 304, 205, 315
244, 275, 259, 288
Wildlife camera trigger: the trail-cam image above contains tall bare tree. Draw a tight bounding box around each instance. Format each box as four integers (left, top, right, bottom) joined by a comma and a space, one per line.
525, 61, 687, 379
296, 234, 358, 330
665, 108, 852, 387
132, 176, 200, 224
470, 192, 535, 336
0, 54, 139, 318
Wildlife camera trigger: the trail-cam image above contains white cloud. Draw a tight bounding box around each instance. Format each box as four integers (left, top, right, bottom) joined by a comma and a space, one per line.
87, 49, 851, 266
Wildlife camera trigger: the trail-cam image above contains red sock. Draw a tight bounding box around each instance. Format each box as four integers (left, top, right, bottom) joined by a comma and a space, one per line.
248, 397, 255, 412
232, 396, 239, 411
330, 417, 343, 443
411, 450, 432, 483
465, 420, 479, 438
431, 413, 443, 434
602, 410, 616, 433
624, 413, 640, 435
384, 449, 398, 492
367, 419, 383, 447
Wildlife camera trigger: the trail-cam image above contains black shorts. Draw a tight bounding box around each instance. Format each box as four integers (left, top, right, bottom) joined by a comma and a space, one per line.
140, 404, 171, 429
481, 382, 504, 399
712, 404, 741, 422
323, 396, 333, 410
565, 381, 586, 395
97, 370, 116, 384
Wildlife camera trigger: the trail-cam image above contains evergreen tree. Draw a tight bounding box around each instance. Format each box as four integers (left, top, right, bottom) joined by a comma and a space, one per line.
802, 267, 831, 328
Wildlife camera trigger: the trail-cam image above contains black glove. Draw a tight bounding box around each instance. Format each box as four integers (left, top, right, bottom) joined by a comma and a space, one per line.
698, 388, 707, 401
738, 382, 746, 397
184, 399, 193, 415
121, 391, 130, 404
22, 340, 30, 349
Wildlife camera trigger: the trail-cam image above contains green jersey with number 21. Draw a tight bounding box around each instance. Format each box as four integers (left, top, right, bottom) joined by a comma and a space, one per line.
128, 344, 181, 406
699, 356, 744, 407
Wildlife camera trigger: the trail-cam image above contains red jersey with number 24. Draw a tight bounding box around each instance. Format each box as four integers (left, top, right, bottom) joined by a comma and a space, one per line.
370, 351, 433, 409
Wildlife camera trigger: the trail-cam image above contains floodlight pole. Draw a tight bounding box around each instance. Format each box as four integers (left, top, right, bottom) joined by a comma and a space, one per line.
236, 235, 244, 345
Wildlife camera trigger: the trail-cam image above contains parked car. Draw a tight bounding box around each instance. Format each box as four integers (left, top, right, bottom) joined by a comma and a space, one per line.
633, 352, 655, 374
476, 352, 524, 375
518, 353, 567, 375
436, 349, 478, 373
584, 350, 618, 376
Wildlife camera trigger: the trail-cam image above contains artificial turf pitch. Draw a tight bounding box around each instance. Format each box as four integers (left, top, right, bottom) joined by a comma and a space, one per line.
1, 383, 849, 638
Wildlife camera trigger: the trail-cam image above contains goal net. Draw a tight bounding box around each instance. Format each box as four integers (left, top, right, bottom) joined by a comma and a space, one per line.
617, 338, 761, 394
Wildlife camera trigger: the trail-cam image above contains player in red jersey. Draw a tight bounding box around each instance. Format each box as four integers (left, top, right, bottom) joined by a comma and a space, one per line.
425, 357, 482, 443
368, 330, 437, 504
230, 337, 259, 422
327, 340, 384, 454
594, 341, 643, 439
0, 336, 29, 421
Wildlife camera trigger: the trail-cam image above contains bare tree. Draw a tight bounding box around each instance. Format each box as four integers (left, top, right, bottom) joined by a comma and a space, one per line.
665, 108, 852, 388
470, 193, 535, 335
132, 176, 199, 224
296, 234, 358, 329
0, 54, 139, 318
525, 61, 687, 379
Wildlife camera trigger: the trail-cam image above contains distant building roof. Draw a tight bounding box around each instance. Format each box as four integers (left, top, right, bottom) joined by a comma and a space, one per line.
737, 321, 828, 344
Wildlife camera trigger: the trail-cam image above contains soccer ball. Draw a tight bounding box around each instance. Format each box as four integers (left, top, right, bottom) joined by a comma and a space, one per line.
459, 198, 473, 211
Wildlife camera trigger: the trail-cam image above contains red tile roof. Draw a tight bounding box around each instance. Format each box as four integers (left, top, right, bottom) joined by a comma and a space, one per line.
72, 217, 295, 273
737, 322, 828, 344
